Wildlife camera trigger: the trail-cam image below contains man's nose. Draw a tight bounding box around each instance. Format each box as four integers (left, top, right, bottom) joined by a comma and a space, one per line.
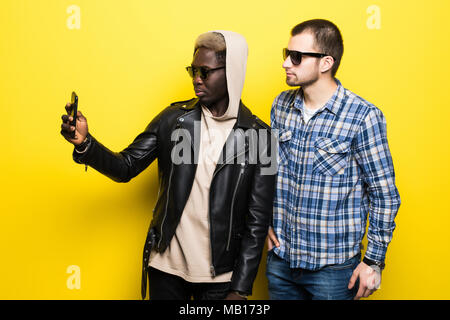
282, 56, 293, 69
193, 73, 203, 85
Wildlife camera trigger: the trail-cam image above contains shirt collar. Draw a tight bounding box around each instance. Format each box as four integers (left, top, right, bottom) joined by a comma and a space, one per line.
292, 78, 344, 116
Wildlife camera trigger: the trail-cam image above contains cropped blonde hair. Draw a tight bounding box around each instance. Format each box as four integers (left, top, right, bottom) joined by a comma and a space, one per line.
194, 32, 226, 64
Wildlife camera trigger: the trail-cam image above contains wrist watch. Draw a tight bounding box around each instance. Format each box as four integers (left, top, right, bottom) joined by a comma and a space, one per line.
363, 257, 385, 271
234, 291, 248, 299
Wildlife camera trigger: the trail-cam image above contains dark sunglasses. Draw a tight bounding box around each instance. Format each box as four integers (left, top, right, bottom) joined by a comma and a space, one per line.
186, 65, 225, 80
283, 48, 332, 65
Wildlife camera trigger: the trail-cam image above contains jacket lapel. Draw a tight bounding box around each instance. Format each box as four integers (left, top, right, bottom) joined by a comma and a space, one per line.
177, 99, 201, 164
177, 99, 254, 172
214, 101, 253, 174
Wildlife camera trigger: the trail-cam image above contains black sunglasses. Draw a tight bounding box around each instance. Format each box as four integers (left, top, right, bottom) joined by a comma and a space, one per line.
283, 48, 332, 65
186, 65, 225, 80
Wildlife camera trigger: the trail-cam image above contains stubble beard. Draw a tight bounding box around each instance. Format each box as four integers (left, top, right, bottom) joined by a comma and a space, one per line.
286, 73, 318, 88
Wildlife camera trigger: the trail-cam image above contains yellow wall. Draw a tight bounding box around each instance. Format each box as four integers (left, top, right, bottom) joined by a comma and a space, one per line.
1, 0, 449, 299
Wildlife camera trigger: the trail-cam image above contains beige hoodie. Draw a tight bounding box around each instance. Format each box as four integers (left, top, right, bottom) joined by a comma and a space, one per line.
149, 31, 249, 283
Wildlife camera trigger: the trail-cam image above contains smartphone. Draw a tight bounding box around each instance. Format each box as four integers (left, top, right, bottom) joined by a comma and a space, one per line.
70, 91, 78, 138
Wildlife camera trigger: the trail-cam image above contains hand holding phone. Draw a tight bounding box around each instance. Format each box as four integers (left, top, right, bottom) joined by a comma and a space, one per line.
60, 91, 89, 145
69, 91, 78, 133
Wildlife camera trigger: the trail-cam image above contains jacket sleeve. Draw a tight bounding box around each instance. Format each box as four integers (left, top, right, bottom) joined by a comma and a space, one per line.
230, 128, 275, 295
72, 114, 160, 183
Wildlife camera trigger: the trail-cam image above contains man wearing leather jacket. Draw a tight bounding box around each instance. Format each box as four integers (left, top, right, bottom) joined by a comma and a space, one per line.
60, 31, 275, 300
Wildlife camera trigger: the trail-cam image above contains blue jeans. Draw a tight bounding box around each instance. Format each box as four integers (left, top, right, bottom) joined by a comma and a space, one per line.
266, 250, 361, 300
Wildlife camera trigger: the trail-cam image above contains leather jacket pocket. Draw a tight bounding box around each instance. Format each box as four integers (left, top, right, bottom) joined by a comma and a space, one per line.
313, 137, 351, 176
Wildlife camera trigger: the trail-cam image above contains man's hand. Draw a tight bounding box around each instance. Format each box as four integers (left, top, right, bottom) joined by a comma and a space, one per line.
348, 261, 381, 300
267, 226, 280, 251
225, 292, 247, 300
60, 102, 89, 146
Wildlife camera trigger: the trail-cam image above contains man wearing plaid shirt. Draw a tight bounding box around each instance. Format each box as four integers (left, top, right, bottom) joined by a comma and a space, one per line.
266, 19, 401, 300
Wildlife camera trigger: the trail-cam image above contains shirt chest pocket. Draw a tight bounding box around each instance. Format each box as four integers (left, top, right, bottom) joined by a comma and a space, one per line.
277, 129, 292, 165
313, 137, 351, 176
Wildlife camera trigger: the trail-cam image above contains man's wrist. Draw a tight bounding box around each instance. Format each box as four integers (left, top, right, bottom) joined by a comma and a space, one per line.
233, 291, 248, 299
75, 134, 91, 153
363, 257, 385, 270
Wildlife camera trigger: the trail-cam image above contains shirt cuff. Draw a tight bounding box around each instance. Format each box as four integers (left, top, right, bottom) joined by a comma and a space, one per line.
364, 240, 388, 265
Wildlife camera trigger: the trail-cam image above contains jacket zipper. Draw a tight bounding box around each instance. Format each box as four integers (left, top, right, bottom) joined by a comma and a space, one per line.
226, 162, 245, 251
209, 134, 248, 277
209, 186, 216, 277
208, 141, 248, 274
152, 174, 163, 214
157, 122, 181, 249
211, 149, 247, 182
209, 150, 247, 276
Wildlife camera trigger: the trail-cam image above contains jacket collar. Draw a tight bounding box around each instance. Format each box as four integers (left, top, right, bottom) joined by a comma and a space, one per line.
179, 98, 253, 129
177, 98, 253, 169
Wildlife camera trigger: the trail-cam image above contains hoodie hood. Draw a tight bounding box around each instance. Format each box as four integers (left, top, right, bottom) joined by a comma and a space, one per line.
199, 30, 248, 121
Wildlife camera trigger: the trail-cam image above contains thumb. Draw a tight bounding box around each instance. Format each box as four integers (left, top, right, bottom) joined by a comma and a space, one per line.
77, 110, 86, 122
268, 228, 280, 247
348, 268, 359, 289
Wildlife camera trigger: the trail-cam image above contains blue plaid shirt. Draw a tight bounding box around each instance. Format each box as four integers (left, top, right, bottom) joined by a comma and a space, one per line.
271, 79, 400, 270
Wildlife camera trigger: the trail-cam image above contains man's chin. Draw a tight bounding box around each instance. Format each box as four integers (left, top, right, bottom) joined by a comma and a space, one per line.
197, 96, 208, 104
197, 96, 215, 108
286, 78, 300, 87
286, 77, 317, 88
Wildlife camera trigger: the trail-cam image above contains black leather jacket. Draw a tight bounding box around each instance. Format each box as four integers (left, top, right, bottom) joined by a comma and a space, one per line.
72, 98, 275, 299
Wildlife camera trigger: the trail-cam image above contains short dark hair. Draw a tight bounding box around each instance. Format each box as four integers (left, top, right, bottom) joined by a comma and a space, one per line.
291, 19, 343, 76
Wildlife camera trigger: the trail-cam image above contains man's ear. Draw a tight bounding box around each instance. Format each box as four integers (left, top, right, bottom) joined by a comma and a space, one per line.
320, 56, 335, 74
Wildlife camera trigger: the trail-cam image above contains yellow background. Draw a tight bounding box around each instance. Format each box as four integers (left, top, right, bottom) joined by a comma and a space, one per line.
1, 0, 449, 299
